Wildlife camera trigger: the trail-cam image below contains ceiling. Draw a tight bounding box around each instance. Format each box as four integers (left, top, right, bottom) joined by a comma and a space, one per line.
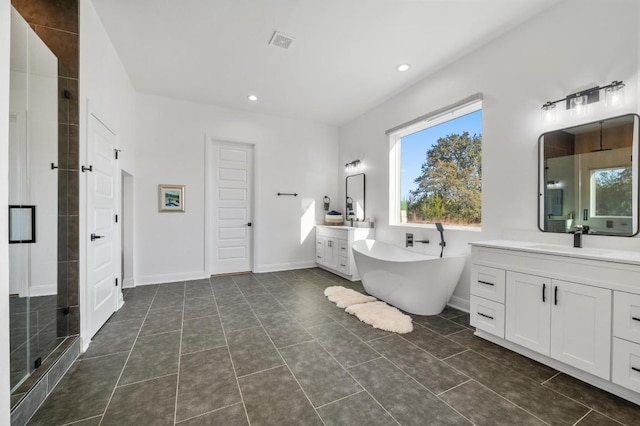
91, 0, 561, 126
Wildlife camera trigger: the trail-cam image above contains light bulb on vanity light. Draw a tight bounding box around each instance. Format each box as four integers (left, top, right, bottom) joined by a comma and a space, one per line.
605, 81, 626, 108
570, 94, 588, 116
541, 102, 557, 123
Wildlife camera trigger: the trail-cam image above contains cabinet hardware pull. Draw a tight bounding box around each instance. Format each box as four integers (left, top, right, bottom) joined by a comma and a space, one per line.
632, 366, 640, 373
340, 264, 346, 267
478, 280, 494, 286
542, 283, 546, 303
478, 312, 494, 320
554, 286, 558, 305
632, 317, 640, 322
317, 256, 321, 259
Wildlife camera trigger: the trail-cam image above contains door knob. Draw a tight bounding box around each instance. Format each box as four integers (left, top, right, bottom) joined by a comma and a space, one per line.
90, 233, 104, 241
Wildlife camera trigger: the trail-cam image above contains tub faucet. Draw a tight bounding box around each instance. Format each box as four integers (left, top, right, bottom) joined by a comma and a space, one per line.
406, 233, 413, 247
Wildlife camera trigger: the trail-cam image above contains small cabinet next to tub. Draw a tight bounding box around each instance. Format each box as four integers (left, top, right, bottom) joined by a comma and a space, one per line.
316, 225, 374, 281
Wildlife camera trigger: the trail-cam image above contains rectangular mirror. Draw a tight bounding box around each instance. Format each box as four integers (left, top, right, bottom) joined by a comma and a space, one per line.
539, 114, 639, 236
346, 173, 365, 221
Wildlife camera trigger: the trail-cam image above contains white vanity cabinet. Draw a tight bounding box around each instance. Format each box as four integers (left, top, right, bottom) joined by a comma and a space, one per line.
470, 240, 640, 404
505, 272, 611, 379
315, 225, 373, 281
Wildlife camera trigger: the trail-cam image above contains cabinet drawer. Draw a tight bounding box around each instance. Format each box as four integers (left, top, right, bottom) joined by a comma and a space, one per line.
471, 265, 506, 303
613, 292, 640, 344
612, 337, 640, 393
339, 239, 349, 256
470, 296, 505, 338
338, 256, 350, 274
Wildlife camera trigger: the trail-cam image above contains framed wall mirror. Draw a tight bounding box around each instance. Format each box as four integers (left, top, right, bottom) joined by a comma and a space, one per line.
346, 173, 365, 221
538, 114, 639, 236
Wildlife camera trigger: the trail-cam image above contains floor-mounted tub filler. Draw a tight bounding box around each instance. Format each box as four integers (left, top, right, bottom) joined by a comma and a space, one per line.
352, 239, 466, 315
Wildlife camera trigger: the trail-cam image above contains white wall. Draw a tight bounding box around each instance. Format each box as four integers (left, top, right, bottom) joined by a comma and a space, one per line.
0, 0, 12, 421
339, 0, 640, 310
79, 0, 137, 345
134, 94, 339, 284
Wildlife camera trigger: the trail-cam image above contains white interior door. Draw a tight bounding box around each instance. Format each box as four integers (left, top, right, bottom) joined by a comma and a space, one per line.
86, 113, 118, 338
210, 141, 253, 274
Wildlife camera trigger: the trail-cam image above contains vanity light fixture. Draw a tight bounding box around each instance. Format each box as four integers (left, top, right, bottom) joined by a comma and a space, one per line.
541, 80, 625, 119
247, 94, 258, 101
345, 159, 361, 172
397, 64, 410, 72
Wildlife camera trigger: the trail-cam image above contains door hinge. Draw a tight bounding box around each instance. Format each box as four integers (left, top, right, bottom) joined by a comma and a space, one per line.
115, 214, 118, 223
34, 357, 42, 369
115, 278, 118, 287
114, 149, 121, 160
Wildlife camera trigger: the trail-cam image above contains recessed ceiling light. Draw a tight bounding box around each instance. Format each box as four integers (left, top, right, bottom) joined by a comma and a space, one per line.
396, 64, 410, 72
248, 95, 258, 101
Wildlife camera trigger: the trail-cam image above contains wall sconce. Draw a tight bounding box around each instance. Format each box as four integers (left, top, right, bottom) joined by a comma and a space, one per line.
541, 80, 625, 121
345, 159, 362, 172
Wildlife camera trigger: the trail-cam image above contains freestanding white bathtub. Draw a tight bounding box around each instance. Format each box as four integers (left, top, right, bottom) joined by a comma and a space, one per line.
352, 239, 466, 316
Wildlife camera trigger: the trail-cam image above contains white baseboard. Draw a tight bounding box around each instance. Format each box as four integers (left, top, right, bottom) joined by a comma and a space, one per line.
135, 270, 208, 286
448, 295, 470, 313
122, 277, 135, 288
254, 260, 317, 274
28, 285, 57, 297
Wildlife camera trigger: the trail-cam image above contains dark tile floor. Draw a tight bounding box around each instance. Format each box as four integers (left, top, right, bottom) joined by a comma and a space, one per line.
26, 268, 640, 425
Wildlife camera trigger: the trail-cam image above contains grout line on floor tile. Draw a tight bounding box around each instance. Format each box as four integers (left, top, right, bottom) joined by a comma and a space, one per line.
313, 340, 401, 426
211, 280, 253, 426
61, 414, 103, 425
179, 342, 228, 357
344, 356, 383, 370
114, 371, 178, 389
78, 349, 132, 362
172, 285, 187, 424
239, 288, 327, 425
236, 363, 288, 379
276, 338, 316, 350
97, 285, 160, 426
571, 409, 593, 426
174, 402, 245, 424
540, 371, 561, 386
314, 389, 366, 409
441, 348, 470, 361
436, 378, 473, 397
222, 324, 263, 336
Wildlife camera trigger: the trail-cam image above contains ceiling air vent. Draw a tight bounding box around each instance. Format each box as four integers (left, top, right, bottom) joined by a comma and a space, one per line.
269, 31, 294, 50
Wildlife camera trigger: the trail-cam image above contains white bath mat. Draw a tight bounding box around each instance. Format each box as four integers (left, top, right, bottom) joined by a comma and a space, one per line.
324, 286, 377, 308
345, 301, 413, 334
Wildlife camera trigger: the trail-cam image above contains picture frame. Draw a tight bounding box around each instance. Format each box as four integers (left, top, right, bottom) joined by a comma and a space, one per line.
158, 184, 185, 212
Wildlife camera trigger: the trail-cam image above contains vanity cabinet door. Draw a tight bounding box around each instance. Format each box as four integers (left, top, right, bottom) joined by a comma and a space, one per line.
505, 272, 551, 355
550, 280, 611, 380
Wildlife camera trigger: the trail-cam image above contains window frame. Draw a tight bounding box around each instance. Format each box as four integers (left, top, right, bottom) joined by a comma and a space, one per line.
589, 165, 633, 218
388, 99, 483, 230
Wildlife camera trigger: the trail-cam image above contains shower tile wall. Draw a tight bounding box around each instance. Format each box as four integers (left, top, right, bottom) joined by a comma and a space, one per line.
11, 0, 80, 336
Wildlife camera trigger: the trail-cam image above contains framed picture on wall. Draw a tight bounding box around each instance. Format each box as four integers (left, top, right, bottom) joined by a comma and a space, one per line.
158, 184, 185, 212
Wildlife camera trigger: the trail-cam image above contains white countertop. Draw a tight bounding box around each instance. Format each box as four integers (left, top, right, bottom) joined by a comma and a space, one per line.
470, 240, 640, 266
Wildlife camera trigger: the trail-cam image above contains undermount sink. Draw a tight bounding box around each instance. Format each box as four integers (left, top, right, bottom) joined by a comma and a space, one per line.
526, 244, 611, 255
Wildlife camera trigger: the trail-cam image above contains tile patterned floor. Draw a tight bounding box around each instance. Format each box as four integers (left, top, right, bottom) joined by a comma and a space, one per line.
26, 268, 640, 425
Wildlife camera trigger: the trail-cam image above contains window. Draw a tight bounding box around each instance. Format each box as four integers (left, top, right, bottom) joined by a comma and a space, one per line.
590, 166, 632, 217
389, 99, 482, 228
